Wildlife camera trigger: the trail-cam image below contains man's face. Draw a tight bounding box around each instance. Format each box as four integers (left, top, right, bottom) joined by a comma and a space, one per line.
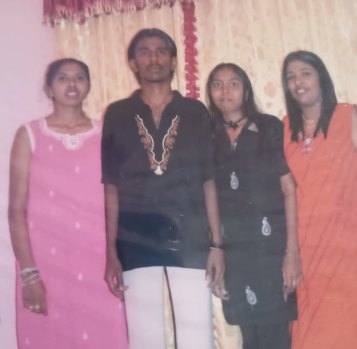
129, 36, 177, 84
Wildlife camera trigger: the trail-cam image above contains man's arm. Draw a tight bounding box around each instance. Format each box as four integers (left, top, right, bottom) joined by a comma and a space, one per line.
104, 184, 127, 300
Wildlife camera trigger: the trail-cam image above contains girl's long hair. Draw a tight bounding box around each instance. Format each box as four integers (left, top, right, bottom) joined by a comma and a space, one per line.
282, 50, 337, 142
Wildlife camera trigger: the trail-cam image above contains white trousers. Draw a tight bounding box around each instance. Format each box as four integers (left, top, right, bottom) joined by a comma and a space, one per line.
123, 266, 213, 349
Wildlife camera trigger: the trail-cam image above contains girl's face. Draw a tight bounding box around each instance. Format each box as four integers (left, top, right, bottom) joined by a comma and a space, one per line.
46, 62, 90, 108
210, 67, 244, 117
285, 60, 322, 109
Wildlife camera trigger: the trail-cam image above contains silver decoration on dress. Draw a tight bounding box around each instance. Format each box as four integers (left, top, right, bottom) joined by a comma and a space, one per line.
154, 166, 164, 176
245, 286, 257, 306
230, 171, 239, 190
39, 118, 99, 151
302, 137, 313, 154
261, 216, 272, 236
62, 134, 80, 150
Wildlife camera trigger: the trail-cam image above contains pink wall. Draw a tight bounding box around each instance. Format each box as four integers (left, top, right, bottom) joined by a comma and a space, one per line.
0, 1, 54, 347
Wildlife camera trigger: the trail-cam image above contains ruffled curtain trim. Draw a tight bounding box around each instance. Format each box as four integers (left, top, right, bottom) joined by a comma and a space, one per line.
43, 0, 179, 25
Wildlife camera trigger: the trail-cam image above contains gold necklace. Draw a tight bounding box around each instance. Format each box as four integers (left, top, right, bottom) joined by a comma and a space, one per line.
300, 116, 319, 154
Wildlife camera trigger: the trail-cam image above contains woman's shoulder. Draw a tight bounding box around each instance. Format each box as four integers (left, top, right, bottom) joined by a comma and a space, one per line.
21, 117, 46, 138
13, 117, 45, 154
330, 103, 356, 140
328, 103, 354, 130
90, 118, 102, 128
255, 113, 282, 123
23, 116, 44, 127
334, 103, 354, 116
254, 113, 283, 133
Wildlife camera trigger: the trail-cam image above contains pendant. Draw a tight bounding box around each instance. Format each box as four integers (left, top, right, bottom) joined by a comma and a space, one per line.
261, 216, 272, 236
245, 286, 257, 306
302, 137, 313, 154
230, 171, 239, 190
63, 134, 79, 150
154, 165, 164, 176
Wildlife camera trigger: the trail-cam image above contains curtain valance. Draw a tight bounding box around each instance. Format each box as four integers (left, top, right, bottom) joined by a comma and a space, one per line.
43, 0, 194, 25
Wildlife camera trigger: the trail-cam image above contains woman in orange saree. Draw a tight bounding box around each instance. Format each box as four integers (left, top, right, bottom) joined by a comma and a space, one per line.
282, 50, 357, 349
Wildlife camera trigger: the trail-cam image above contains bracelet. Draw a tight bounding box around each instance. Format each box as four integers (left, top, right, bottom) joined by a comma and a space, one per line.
20, 266, 40, 284
21, 267, 39, 277
209, 246, 224, 252
22, 273, 41, 286
209, 241, 225, 251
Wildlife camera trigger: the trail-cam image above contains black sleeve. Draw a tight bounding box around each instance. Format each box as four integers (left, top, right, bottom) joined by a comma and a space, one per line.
196, 104, 215, 182
101, 104, 119, 185
265, 116, 290, 177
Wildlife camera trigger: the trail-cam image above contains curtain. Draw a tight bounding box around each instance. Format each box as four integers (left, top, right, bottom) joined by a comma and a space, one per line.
52, 0, 357, 120
53, 2, 192, 118
195, 0, 357, 118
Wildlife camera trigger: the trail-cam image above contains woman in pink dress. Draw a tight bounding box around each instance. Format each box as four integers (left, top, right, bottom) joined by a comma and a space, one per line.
8, 58, 128, 349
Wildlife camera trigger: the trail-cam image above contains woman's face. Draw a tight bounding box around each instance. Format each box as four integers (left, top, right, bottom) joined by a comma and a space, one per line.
46, 62, 90, 108
285, 60, 322, 109
209, 67, 244, 117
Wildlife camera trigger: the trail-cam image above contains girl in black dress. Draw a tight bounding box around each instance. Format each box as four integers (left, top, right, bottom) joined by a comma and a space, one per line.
206, 63, 302, 349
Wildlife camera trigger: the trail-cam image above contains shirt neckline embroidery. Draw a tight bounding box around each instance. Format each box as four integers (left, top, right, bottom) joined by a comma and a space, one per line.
135, 114, 180, 175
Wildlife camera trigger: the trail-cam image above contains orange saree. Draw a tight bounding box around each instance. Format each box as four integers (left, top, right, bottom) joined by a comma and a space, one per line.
284, 104, 357, 349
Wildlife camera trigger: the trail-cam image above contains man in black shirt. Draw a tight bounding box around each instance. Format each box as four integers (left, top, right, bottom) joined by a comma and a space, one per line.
101, 28, 224, 349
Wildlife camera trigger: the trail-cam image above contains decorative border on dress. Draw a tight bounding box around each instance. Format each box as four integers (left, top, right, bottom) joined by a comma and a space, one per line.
39, 117, 100, 151
24, 123, 36, 153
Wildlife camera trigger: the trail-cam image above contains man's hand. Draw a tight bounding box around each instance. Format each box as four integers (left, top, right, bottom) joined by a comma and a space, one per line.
104, 254, 128, 301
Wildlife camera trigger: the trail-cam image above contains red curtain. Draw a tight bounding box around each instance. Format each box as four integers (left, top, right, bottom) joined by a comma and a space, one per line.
181, 0, 199, 98
43, 0, 199, 98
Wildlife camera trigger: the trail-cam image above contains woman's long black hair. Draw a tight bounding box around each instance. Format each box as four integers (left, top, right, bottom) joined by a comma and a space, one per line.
282, 50, 337, 142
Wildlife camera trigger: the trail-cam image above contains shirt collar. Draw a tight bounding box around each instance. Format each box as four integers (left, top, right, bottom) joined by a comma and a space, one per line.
131, 89, 183, 110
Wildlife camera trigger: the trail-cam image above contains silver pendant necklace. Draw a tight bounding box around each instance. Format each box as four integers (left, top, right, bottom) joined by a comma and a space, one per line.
230, 171, 239, 190
261, 216, 272, 236
245, 286, 257, 306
